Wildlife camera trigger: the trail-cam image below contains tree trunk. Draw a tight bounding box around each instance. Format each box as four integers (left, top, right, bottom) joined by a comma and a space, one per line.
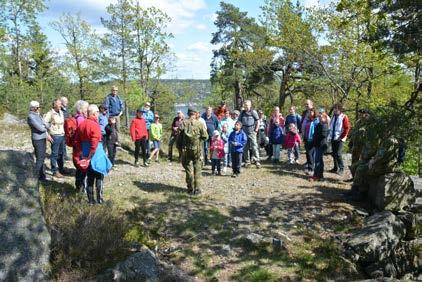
234, 80, 243, 110
278, 66, 291, 109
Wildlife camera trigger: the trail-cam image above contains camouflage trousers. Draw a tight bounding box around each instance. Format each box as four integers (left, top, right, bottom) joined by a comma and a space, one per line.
350, 146, 363, 177
181, 149, 203, 192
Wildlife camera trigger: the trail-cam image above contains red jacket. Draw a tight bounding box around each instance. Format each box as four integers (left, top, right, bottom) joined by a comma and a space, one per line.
72, 116, 102, 160
210, 137, 225, 159
130, 117, 148, 141
283, 132, 301, 149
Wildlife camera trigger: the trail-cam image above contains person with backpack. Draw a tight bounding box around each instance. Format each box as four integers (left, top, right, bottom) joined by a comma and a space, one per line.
104, 85, 124, 131
105, 117, 119, 166
285, 106, 302, 162
176, 107, 208, 195
73, 104, 112, 204
238, 100, 261, 168
228, 121, 248, 177
148, 114, 162, 163
270, 119, 284, 163
130, 109, 149, 167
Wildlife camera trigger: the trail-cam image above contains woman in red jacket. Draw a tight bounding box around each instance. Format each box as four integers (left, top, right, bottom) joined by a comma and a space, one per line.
130, 109, 149, 167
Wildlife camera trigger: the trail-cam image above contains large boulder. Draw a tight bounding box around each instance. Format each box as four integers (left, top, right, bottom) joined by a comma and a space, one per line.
368, 172, 416, 212
96, 246, 195, 282
344, 211, 405, 264
0, 150, 51, 281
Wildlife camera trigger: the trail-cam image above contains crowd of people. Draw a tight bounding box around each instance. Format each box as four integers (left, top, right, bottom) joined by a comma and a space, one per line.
27, 84, 360, 201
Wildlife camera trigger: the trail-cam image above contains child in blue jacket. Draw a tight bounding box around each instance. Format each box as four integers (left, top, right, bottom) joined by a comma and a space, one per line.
228, 121, 247, 178
270, 119, 284, 163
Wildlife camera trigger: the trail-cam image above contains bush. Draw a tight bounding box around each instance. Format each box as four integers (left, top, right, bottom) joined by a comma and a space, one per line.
40, 183, 130, 280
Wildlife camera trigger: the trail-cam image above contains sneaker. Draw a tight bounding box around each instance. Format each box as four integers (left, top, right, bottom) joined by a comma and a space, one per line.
144, 162, 149, 167
53, 172, 64, 178
256, 162, 261, 169
231, 173, 237, 178
244, 162, 251, 168
329, 168, 338, 173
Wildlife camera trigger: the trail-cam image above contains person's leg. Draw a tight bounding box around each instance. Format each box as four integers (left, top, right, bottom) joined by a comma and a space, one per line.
102, 135, 108, 153
134, 140, 140, 164
107, 142, 115, 165
115, 115, 121, 132
95, 171, 105, 204
211, 158, 216, 173
331, 140, 339, 171
237, 153, 243, 174
193, 155, 202, 193
50, 135, 60, 174
141, 139, 147, 165
244, 136, 251, 164
33, 139, 46, 180
168, 136, 175, 160
275, 144, 281, 162
313, 147, 323, 178
86, 167, 96, 204
57, 136, 65, 173
307, 142, 315, 171
182, 151, 193, 193
249, 132, 260, 164
217, 159, 221, 174
294, 143, 300, 161
336, 141, 344, 172
304, 140, 311, 170
145, 133, 151, 159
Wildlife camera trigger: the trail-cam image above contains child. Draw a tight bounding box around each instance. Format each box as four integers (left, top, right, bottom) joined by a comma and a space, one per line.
311, 112, 329, 181
228, 121, 247, 177
220, 123, 230, 172
283, 123, 302, 164
130, 109, 149, 166
285, 106, 302, 161
270, 119, 284, 163
105, 117, 119, 165
210, 130, 225, 175
149, 114, 162, 162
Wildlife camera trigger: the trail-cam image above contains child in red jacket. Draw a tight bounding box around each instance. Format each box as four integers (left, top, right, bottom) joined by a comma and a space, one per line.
283, 124, 302, 164
210, 130, 225, 175
130, 109, 149, 166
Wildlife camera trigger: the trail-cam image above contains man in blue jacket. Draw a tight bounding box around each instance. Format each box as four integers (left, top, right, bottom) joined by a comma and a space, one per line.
104, 85, 124, 131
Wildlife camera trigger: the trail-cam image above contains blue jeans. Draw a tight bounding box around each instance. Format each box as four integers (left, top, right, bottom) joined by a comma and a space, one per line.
272, 144, 281, 161
231, 152, 242, 174
51, 135, 65, 173
211, 159, 221, 173
314, 147, 324, 178
294, 144, 300, 160
32, 138, 46, 180
224, 152, 231, 167
203, 138, 210, 164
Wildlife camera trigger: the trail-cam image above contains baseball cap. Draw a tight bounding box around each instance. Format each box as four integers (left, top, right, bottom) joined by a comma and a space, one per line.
29, 101, 40, 108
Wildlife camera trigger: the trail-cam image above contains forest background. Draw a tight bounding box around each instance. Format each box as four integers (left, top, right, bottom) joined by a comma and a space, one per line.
0, 0, 420, 174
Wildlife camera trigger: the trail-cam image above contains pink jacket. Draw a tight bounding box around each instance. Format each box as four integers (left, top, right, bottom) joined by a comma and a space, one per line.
210, 138, 225, 159
283, 132, 301, 149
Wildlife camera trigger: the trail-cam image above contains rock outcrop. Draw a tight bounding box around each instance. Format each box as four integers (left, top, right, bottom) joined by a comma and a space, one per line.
97, 246, 195, 282
0, 150, 51, 281
344, 211, 420, 279
368, 172, 416, 212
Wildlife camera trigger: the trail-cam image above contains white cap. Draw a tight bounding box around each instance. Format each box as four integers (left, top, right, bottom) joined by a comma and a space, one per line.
29, 101, 40, 108
213, 130, 220, 137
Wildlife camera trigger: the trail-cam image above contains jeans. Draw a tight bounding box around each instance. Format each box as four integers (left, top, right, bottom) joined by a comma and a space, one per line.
272, 144, 281, 161
32, 138, 46, 180
224, 152, 231, 167
244, 131, 260, 163
211, 159, 221, 173
231, 152, 242, 174
314, 147, 324, 178
287, 148, 295, 163
86, 166, 104, 204
75, 166, 87, 192
134, 139, 147, 164
294, 144, 300, 160
51, 135, 65, 174
304, 140, 315, 171
331, 140, 344, 171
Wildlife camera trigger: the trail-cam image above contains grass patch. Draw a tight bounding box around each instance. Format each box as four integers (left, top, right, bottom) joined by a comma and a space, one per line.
233, 265, 277, 282
40, 181, 131, 280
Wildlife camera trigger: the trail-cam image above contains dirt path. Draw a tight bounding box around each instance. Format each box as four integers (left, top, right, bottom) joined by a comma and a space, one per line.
2, 123, 365, 281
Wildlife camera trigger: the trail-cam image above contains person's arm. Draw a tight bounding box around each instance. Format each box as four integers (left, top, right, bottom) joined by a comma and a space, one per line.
130, 120, 136, 141
104, 96, 110, 112
29, 114, 47, 133
88, 125, 102, 158
340, 115, 350, 141
43, 111, 52, 129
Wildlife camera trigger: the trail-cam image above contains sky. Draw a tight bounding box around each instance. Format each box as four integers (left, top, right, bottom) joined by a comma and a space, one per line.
37, 0, 331, 80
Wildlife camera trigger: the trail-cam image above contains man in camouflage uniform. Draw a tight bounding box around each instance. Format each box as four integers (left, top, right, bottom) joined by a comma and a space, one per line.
348, 109, 371, 178
177, 108, 208, 195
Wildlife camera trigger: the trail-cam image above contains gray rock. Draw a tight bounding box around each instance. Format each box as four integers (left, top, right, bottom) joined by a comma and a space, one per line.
368, 172, 416, 212
344, 211, 405, 263
97, 246, 195, 282
396, 212, 417, 240
0, 150, 51, 281
410, 176, 422, 197
1, 113, 23, 125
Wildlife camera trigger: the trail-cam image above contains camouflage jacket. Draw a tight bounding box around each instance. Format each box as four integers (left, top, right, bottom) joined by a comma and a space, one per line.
176, 117, 208, 152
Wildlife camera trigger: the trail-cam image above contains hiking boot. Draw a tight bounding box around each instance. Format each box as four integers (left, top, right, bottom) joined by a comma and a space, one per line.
53, 172, 64, 178
144, 162, 149, 167
231, 173, 237, 178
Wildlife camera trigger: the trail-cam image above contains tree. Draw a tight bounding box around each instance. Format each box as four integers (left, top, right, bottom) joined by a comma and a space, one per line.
211, 2, 268, 109
261, 0, 319, 109
130, 2, 173, 95
51, 13, 101, 99
101, 0, 134, 96
0, 0, 46, 80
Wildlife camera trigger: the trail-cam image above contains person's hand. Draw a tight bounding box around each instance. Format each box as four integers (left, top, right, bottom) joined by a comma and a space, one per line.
341, 137, 347, 142
118, 112, 123, 117
47, 135, 54, 143
232, 142, 238, 146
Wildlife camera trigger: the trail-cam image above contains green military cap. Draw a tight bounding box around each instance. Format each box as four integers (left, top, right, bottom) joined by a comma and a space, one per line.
187, 107, 198, 115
